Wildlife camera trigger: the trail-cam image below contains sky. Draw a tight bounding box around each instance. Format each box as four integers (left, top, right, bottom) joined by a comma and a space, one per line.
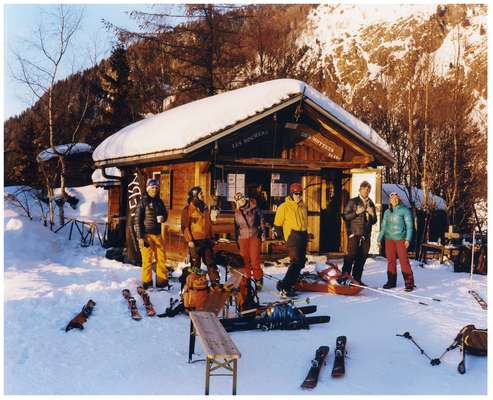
3, 3, 157, 120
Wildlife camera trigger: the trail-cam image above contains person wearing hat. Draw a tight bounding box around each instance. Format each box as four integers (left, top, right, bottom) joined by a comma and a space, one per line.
340, 180, 377, 285
135, 178, 169, 289
272, 182, 308, 297
233, 192, 266, 289
180, 186, 221, 288
378, 191, 415, 291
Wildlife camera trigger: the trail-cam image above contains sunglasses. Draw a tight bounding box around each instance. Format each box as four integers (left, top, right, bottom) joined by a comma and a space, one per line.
292, 192, 302, 196
390, 192, 399, 198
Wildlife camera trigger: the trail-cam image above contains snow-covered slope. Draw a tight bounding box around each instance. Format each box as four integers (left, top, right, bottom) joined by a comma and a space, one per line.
4, 185, 487, 395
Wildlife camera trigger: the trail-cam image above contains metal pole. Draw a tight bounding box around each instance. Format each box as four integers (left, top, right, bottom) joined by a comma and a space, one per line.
469, 229, 476, 284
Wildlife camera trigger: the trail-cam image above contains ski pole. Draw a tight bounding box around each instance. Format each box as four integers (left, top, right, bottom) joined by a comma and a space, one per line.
263, 272, 281, 281
396, 332, 440, 366
395, 290, 442, 302
349, 283, 429, 306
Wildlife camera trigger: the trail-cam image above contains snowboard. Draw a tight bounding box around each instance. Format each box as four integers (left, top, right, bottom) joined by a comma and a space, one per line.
331, 336, 347, 377
220, 314, 330, 333
468, 290, 487, 310
122, 289, 142, 320
137, 286, 156, 316
300, 346, 330, 389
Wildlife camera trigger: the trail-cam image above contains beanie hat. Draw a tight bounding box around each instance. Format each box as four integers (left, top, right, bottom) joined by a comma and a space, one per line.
146, 178, 159, 188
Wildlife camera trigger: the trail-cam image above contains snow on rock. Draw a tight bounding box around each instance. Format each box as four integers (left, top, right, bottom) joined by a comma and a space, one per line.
3, 184, 487, 395
92, 79, 392, 162
36, 143, 93, 162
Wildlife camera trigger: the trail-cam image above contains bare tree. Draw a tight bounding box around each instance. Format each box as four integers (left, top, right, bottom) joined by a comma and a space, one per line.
10, 5, 88, 227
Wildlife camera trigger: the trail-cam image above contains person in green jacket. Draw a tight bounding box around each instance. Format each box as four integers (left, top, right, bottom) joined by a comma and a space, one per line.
377, 191, 415, 291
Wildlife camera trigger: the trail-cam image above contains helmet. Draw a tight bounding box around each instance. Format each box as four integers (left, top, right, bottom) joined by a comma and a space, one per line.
289, 182, 302, 193
188, 186, 203, 201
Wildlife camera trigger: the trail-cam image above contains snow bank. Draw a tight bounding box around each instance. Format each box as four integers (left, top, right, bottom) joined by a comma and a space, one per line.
5, 184, 108, 225
93, 79, 392, 162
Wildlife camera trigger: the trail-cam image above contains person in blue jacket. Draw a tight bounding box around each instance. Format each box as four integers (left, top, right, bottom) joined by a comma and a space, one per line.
378, 191, 415, 291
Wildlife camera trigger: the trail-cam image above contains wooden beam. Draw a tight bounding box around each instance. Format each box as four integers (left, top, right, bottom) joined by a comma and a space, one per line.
217, 156, 367, 170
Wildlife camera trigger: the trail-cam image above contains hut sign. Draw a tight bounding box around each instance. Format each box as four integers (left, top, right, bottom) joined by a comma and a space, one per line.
231, 129, 269, 150
299, 131, 343, 161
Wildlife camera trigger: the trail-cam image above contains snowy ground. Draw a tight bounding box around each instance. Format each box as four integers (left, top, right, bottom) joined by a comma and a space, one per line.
3, 186, 488, 395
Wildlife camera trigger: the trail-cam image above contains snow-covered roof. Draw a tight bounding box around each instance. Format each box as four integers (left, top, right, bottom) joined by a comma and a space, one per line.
382, 184, 447, 210
93, 79, 393, 164
91, 167, 122, 186
37, 143, 93, 162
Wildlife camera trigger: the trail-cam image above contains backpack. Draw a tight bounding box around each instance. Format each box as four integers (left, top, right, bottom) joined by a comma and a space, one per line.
182, 270, 209, 311
456, 324, 487, 356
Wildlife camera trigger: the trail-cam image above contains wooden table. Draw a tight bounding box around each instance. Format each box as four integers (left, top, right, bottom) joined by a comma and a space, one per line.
420, 243, 460, 264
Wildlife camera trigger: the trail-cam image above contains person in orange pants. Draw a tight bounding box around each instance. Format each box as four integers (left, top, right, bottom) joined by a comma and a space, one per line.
135, 179, 169, 289
234, 192, 266, 289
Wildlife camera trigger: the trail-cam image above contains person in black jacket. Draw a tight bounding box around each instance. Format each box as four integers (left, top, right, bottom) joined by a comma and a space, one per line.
340, 181, 377, 285
135, 178, 169, 289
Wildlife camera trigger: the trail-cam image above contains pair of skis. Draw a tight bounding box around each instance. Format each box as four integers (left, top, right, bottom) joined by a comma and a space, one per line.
122, 287, 156, 320
300, 336, 347, 389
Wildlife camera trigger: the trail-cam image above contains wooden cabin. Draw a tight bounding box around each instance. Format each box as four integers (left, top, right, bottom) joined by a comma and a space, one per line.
92, 79, 394, 266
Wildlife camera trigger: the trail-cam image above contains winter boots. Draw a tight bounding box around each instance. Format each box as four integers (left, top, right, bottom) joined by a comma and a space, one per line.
403, 272, 415, 292
382, 272, 397, 289
383, 271, 414, 291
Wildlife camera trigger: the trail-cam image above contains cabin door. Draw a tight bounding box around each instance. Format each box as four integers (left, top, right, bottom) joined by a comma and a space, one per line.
319, 169, 342, 253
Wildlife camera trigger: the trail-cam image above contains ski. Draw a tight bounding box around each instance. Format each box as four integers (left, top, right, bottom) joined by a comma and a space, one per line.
122, 289, 142, 320
220, 315, 330, 333
468, 290, 487, 310
300, 346, 330, 389
137, 286, 156, 316
331, 336, 347, 377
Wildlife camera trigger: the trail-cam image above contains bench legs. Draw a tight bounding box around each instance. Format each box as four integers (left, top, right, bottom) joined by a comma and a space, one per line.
205, 357, 238, 395
188, 320, 196, 363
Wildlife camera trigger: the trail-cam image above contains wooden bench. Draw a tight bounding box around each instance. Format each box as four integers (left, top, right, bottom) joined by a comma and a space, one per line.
188, 311, 241, 395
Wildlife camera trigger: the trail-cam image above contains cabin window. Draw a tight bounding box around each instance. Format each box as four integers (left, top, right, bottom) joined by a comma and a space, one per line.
212, 167, 304, 224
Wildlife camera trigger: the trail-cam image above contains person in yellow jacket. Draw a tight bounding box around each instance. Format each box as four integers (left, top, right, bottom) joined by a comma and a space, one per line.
273, 182, 308, 297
